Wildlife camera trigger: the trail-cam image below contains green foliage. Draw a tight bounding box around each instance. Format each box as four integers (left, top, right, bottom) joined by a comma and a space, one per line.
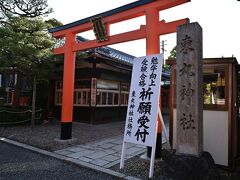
45, 18, 63, 27
163, 64, 171, 70
0, 0, 61, 108
0, 16, 57, 76
0, 0, 53, 25
168, 46, 176, 59
0, 0, 62, 107
0, 0, 61, 78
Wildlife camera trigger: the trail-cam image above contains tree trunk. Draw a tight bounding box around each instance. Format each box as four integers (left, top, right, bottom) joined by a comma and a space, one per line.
31, 76, 36, 129
13, 73, 23, 107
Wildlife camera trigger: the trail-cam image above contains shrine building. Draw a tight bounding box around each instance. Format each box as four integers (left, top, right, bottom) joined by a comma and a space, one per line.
49, 36, 170, 124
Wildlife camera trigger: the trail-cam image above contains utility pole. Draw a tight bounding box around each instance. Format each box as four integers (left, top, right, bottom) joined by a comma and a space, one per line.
160, 40, 167, 64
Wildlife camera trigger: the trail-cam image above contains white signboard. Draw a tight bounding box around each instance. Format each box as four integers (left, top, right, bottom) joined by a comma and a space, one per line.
120, 54, 164, 178
123, 54, 163, 146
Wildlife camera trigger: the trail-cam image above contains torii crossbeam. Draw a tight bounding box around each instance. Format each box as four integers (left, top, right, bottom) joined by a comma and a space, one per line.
49, 0, 190, 140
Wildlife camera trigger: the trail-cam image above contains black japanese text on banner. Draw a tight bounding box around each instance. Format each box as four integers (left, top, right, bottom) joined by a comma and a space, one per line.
123, 54, 163, 147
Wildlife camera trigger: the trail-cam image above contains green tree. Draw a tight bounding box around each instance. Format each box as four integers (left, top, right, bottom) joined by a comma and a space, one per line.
0, 0, 52, 24
0, 0, 61, 108
0, 0, 62, 128
168, 46, 176, 59
0, 16, 59, 105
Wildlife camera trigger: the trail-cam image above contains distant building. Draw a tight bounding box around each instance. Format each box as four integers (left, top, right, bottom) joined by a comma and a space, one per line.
0, 69, 32, 106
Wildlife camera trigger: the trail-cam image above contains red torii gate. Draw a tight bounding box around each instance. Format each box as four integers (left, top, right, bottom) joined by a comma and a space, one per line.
49, 0, 190, 140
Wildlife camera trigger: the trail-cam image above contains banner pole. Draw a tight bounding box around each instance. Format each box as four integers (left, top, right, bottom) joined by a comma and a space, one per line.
120, 141, 126, 169
149, 119, 158, 178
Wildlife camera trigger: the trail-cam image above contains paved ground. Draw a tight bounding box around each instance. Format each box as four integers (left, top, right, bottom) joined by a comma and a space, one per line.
55, 135, 146, 168
54, 120, 169, 169
0, 142, 120, 180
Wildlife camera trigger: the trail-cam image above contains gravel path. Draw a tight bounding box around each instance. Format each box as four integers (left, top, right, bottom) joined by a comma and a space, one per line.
111, 155, 173, 180
111, 143, 173, 180
110, 149, 240, 180
0, 142, 120, 180
0, 120, 124, 151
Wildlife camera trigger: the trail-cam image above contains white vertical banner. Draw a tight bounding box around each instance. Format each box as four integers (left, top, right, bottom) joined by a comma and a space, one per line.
120, 54, 163, 178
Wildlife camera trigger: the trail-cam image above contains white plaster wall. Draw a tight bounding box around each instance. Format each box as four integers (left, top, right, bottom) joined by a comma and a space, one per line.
203, 110, 228, 166
172, 109, 228, 166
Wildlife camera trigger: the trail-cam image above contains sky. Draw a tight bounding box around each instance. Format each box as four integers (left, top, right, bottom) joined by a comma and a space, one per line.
47, 0, 240, 62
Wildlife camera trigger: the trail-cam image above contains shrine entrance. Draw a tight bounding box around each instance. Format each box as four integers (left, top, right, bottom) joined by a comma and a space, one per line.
49, 0, 190, 142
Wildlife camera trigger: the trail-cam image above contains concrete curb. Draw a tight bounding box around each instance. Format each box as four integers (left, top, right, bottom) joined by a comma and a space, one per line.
0, 137, 140, 180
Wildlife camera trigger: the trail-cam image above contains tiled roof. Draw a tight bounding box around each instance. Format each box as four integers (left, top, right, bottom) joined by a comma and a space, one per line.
76, 36, 170, 79
76, 36, 134, 64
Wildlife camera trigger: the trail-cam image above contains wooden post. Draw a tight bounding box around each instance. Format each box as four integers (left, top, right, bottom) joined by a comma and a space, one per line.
176, 22, 203, 156
31, 75, 36, 130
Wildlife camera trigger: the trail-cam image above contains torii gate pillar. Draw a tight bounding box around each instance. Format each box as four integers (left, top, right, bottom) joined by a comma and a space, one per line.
146, 8, 160, 55
60, 33, 76, 139
145, 8, 162, 157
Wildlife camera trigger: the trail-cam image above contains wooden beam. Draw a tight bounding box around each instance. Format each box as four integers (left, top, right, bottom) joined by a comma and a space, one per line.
56, 18, 189, 53
73, 26, 146, 52
157, 18, 189, 35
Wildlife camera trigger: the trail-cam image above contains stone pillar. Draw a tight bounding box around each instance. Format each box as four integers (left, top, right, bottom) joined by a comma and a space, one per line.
176, 22, 203, 156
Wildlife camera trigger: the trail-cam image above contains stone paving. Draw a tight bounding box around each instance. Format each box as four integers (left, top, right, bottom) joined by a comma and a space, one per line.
54, 116, 169, 169
55, 135, 146, 168
55, 129, 169, 169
